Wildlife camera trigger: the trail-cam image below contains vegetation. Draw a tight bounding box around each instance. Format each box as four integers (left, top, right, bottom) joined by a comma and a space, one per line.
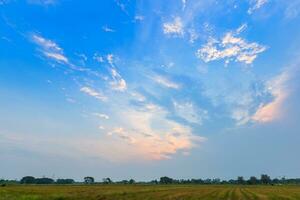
1, 174, 300, 185
1, 184, 300, 200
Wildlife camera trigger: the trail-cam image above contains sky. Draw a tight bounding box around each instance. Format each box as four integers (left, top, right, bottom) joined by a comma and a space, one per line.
0, 0, 300, 181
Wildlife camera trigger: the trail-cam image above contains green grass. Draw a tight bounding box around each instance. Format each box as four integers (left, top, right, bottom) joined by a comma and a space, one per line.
1, 185, 300, 200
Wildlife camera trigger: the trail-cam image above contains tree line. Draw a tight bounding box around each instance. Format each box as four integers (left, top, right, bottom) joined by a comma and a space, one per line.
1, 174, 300, 186
157, 175, 300, 185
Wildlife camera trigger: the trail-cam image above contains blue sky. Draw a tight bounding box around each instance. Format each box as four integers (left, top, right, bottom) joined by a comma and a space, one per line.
1, 0, 300, 181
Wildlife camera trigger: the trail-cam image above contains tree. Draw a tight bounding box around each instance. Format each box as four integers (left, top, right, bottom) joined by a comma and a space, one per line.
56, 179, 75, 184
159, 176, 173, 184
102, 178, 112, 184
247, 176, 259, 185
129, 179, 135, 184
35, 178, 54, 184
204, 179, 212, 184
272, 178, 280, 185
261, 174, 271, 184
212, 178, 221, 184
237, 176, 245, 184
20, 176, 36, 184
248, 176, 258, 185
84, 177, 94, 184
120, 180, 129, 184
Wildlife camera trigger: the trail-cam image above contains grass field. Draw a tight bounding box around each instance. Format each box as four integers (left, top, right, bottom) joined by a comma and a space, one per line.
1, 185, 300, 200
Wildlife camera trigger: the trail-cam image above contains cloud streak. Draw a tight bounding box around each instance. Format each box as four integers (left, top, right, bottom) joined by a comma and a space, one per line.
248, 0, 268, 14
32, 34, 69, 64
80, 87, 107, 101
152, 75, 181, 89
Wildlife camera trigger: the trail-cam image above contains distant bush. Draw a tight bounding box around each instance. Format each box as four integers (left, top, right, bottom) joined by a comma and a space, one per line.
20, 176, 36, 184
35, 178, 54, 184
56, 179, 75, 184
20, 176, 54, 184
159, 176, 173, 184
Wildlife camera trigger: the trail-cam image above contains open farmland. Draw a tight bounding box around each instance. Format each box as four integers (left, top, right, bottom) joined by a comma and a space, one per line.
1, 185, 300, 200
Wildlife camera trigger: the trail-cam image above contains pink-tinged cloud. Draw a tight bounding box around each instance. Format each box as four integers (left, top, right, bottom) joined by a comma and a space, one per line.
105, 104, 206, 161
252, 70, 290, 123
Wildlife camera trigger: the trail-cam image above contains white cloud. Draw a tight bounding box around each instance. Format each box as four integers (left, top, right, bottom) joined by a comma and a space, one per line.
231, 108, 252, 125
32, 34, 61, 51
102, 26, 115, 32
76, 53, 87, 61
284, 1, 300, 19
173, 101, 208, 124
188, 28, 199, 43
134, 15, 144, 21
108, 127, 136, 144
152, 75, 181, 89
106, 103, 205, 160
94, 113, 110, 120
163, 17, 184, 37
93, 53, 104, 63
44, 52, 68, 63
80, 87, 107, 101
66, 98, 76, 103
248, 0, 268, 14
103, 54, 127, 92
27, 0, 56, 5
229, 88, 260, 125
182, 0, 187, 10
131, 92, 146, 102
107, 54, 114, 65
31, 34, 69, 64
110, 68, 127, 91
31, 34, 89, 72
236, 23, 248, 34
196, 27, 266, 65
115, 0, 128, 14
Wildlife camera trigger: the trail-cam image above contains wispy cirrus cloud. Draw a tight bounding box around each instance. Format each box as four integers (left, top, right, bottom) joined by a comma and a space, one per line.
152, 74, 181, 89
107, 127, 136, 144
31, 33, 89, 72
105, 54, 127, 91
182, 0, 187, 10
31, 34, 69, 64
93, 53, 104, 63
248, 0, 268, 14
94, 113, 110, 120
284, 0, 300, 19
110, 68, 127, 91
102, 26, 115, 32
80, 87, 107, 101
